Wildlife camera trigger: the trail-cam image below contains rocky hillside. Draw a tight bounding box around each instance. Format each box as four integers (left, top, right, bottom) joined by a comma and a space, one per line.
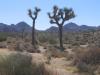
0, 22, 32, 32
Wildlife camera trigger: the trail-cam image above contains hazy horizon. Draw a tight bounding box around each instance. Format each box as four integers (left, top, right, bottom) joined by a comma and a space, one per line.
0, 0, 100, 30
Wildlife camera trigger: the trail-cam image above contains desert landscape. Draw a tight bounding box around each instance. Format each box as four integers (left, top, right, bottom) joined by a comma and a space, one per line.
0, 0, 100, 75
0, 23, 100, 75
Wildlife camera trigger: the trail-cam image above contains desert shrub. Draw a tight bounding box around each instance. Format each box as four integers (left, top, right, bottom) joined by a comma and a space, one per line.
0, 32, 8, 42
32, 63, 49, 75
7, 37, 17, 44
8, 39, 40, 53
0, 37, 7, 42
0, 53, 57, 75
37, 32, 58, 45
23, 43, 40, 53
71, 42, 80, 46
48, 38, 57, 45
14, 41, 25, 52
74, 47, 100, 65
42, 43, 48, 49
45, 46, 68, 58
94, 66, 100, 75
73, 47, 100, 72
0, 42, 7, 48
0, 53, 33, 75
24, 37, 31, 42
38, 34, 48, 43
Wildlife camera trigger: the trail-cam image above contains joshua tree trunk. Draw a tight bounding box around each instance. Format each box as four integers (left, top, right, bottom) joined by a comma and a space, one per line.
32, 20, 35, 47
59, 25, 64, 50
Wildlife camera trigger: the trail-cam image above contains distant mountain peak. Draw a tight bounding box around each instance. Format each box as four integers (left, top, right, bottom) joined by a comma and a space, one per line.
67, 22, 78, 25
16, 21, 27, 24
46, 26, 58, 32
16, 21, 30, 27
64, 22, 78, 27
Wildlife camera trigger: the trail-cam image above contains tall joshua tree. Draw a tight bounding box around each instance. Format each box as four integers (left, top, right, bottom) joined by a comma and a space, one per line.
48, 6, 75, 50
28, 7, 41, 48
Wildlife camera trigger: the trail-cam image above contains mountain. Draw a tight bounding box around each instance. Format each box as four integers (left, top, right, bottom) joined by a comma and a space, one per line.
15, 22, 32, 32
0, 23, 10, 32
46, 26, 58, 32
0, 22, 99, 33
0, 21, 32, 32
63, 22, 79, 32
46, 22, 97, 32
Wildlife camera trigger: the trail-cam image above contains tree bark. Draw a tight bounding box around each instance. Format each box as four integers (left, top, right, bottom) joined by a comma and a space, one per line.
59, 25, 64, 51
32, 20, 36, 48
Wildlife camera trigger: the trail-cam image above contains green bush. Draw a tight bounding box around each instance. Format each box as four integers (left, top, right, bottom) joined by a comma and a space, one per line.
0, 37, 7, 42
0, 32, 8, 42
38, 35, 48, 43
0, 52, 53, 75
0, 53, 33, 75
73, 47, 100, 73
45, 46, 68, 58
48, 38, 57, 44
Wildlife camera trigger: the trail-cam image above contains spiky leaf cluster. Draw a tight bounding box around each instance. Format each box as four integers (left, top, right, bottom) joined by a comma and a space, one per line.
28, 7, 41, 20
48, 6, 75, 26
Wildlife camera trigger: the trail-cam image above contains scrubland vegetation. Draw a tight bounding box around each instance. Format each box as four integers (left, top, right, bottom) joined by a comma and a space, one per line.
0, 30, 100, 75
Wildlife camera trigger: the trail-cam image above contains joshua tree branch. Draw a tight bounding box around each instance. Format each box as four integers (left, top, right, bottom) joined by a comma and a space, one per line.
50, 20, 56, 24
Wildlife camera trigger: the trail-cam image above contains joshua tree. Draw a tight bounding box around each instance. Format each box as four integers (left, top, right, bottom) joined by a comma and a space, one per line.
28, 7, 41, 48
48, 6, 75, 50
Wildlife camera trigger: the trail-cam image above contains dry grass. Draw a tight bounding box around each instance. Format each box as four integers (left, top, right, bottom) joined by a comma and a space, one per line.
7, 38, 40, 53
45, 46, 68, 58
72, 47, 100, 74
0, 42, 7, 48
0, 47, 80, 75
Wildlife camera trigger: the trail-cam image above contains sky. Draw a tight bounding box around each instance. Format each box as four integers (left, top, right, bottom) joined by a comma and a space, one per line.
0, 0, 100, 30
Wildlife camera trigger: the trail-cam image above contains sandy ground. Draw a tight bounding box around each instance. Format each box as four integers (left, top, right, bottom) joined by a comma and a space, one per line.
0, 48, 10, 55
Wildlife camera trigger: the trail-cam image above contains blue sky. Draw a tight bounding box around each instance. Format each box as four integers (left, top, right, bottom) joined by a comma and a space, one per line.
0, 0, 100, 30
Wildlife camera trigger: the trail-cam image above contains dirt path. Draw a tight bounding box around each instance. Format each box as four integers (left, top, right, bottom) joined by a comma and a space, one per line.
45, 65, 78, 75
31, 53, 47, 63
31, 52, 78, 75
38, 46, 46, 53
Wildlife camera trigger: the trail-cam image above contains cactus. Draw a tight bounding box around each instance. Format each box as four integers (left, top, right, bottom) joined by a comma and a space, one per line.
48, 6, 75, 51
28, 7, 41, 48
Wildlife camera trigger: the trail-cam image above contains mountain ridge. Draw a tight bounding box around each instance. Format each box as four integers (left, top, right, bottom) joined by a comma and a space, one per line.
46, 22, 98, 32
0, 21, 99, 32
0, 21, 32, 32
